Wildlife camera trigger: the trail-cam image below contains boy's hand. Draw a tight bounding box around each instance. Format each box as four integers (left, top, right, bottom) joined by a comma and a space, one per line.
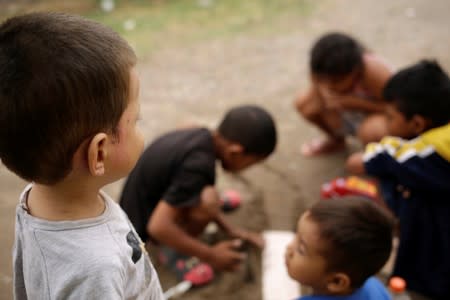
317, 85, 342, 110
214, 213, 265, 249
230, 228, 265, 249
346, 152, 366, 174
207, 239, 246, 271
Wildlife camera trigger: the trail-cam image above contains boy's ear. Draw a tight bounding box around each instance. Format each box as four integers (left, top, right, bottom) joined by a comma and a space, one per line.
326, 272, 351, 294
227, 143, 244, 157
410, 114, 429, 135
87, 133, 108, 176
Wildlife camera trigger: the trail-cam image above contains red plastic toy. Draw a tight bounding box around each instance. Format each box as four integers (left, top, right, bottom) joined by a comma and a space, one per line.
183, 263, 214, 286
163, 260, 214, 299
321, 176, 378, 200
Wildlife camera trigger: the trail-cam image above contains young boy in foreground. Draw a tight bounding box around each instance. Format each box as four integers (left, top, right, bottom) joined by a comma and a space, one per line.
286, 198, 395, 300
0, 13, 164, 299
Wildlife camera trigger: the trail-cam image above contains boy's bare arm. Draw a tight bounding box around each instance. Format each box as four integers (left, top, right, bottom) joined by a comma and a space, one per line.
336, 94, 387, 113
316, 82, 386, 113
346, 151, 367, 175
148, 201, 245, 271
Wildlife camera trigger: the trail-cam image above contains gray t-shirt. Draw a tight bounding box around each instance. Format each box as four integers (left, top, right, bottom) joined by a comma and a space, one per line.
13, 184, 164, 300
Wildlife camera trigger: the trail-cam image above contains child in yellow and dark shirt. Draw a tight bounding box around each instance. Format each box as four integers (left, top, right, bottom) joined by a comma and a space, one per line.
347, 60, 450, 299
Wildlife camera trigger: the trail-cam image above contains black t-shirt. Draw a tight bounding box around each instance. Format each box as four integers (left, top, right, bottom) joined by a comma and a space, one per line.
119, 127, 216, 241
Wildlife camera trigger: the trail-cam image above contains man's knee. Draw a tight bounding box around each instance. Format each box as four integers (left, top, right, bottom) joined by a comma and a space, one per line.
199, 186, 220, 215
183, 187, 219, 236
184, 186, 219, 224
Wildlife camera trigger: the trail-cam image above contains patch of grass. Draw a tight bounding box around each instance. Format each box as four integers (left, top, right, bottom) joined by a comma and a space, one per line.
0, 0, 315, 59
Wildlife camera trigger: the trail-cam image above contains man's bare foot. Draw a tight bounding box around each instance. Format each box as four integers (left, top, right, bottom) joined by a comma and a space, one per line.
300, 137, 346, 157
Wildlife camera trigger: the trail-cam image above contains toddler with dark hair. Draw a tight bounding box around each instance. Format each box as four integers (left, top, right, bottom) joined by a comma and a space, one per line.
0, 12, 163, 299
285, 198, 395, 300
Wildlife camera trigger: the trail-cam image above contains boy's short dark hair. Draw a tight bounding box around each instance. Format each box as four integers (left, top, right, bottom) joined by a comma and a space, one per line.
309, 198, 395, 288
0, 12, 136, 184
383, 60, 450, 128
310, 32, 364, 78
217, 105, 277, 156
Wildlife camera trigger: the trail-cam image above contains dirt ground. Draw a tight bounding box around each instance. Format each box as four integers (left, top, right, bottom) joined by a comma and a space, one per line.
1, 0, 449, 299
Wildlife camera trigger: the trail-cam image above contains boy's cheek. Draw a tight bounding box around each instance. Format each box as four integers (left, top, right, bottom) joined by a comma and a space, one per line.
387, 121, 412, 139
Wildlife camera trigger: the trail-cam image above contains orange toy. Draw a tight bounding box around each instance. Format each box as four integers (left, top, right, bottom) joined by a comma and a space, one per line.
321, 176, 378, 200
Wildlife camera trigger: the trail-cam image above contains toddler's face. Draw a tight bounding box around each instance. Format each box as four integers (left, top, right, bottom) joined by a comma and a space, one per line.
285, 211, 329, 292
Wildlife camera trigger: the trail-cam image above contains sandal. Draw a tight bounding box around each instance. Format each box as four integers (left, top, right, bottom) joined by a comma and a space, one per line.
184, 263, 214, 286
158, 246, 214, 286
220, 189, 242, 213
163, 264, 214, 300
